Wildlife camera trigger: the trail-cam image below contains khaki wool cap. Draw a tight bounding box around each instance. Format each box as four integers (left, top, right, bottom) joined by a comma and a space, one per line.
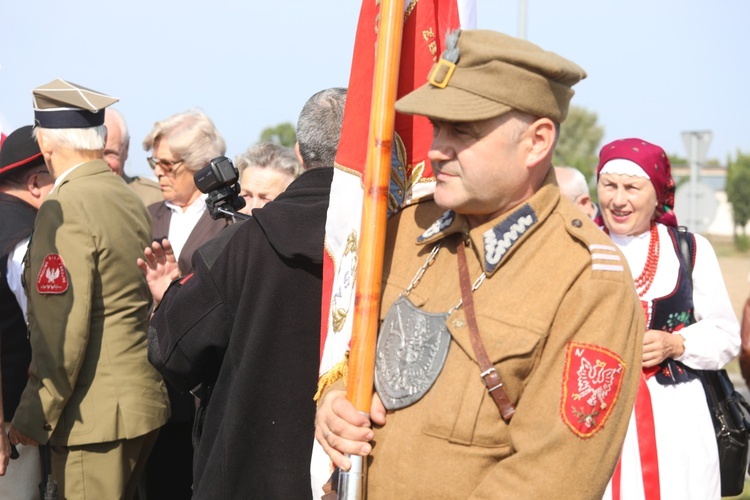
32, 78, 119, 129
395, 29, 587, 123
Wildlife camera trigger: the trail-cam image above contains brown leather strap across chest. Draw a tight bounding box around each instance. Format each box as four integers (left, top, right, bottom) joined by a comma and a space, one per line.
455, 238, 515, 421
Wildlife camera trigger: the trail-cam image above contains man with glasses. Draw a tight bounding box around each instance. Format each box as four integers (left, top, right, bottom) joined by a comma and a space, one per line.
8, 79, 169, 500
0, 125, 53, 497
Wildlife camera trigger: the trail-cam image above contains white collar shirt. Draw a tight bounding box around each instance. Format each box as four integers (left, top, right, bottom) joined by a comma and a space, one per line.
165, 195, 208, 262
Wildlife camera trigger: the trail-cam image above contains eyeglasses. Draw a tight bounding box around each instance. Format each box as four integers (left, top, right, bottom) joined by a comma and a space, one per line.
147, 157, 185, 175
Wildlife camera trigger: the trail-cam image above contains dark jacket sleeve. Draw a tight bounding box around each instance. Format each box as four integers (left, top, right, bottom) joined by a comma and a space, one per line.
148, 240, 235, 393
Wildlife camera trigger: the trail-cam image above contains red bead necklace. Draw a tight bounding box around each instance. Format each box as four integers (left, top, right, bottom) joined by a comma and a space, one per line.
633, 223, 660, 297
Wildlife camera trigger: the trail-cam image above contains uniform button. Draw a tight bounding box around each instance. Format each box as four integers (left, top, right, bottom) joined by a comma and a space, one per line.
572, 219, 583, 228
43, 423, 52, 431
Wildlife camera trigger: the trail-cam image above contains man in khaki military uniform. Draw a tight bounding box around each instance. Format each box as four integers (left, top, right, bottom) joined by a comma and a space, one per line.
316, 30, 644, 498
9, 79, 170, 500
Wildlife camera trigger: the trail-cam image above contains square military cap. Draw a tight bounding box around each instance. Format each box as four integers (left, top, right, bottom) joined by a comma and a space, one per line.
396, 29, 587, 123
33, 78, 119, 129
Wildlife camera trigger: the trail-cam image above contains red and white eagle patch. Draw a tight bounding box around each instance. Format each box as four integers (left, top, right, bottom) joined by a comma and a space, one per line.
561, 342, 626, 438
36, 254, 69, 294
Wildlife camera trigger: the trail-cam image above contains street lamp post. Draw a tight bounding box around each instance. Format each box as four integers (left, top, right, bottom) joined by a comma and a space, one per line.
518, 0, 527, 39
681, 130, 713, 230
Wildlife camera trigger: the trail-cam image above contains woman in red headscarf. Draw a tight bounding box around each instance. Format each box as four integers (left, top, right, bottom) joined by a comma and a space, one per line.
596, 139, 739, 500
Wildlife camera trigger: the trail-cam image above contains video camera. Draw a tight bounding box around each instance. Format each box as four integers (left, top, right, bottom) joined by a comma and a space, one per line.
194, 156, 250, 221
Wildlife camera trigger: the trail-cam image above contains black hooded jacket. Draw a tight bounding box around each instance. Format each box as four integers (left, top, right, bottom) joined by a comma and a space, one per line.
149, 167, 332, 499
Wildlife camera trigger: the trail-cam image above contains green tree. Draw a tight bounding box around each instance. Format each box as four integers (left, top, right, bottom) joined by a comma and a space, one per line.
259, 122, 296, 147
553, 105, 605, 181
668, 154, 688, 166
726, 150, 750, 246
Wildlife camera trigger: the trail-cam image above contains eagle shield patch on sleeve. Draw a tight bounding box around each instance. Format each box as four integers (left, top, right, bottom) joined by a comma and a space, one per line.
561, 342, 625, 438
36, 254, 69, 294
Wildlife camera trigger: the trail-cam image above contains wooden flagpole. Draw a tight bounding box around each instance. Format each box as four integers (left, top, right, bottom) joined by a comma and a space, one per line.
338, 0, 405, 497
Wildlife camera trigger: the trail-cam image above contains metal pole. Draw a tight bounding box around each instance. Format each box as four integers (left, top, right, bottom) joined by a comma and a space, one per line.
518, 0, 527, 39
689, 133, 698, 230
338, 0, 405, 496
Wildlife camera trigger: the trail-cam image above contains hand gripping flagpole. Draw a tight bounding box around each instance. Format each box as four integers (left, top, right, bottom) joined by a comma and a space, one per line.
337, 0, 405, 498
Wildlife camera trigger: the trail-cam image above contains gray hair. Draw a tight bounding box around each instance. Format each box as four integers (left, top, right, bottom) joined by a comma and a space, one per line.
105, 108, 130, 144
296, 88, 347, 169
35, 125, 106, 151
555, 165, 589, 200
235, 142, 303, 179
142, 108, 226, 173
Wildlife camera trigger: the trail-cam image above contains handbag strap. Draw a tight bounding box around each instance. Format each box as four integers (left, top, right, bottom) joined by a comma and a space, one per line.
455, 237, 515, 421
675, 226, 693, 282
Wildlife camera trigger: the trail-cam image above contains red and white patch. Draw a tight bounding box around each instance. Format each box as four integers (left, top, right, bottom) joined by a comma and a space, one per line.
36, 254, 69, 294
561, 342, 626, 438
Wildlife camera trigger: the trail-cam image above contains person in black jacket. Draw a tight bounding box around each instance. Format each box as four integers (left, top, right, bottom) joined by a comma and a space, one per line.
0, 126, 53, 493
141, 87, 346, 499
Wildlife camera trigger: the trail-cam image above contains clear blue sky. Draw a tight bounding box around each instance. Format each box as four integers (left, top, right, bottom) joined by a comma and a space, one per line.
1, 0, 747, 179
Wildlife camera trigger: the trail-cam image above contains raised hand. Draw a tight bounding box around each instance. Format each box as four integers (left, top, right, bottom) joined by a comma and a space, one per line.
137, 238, 180, 306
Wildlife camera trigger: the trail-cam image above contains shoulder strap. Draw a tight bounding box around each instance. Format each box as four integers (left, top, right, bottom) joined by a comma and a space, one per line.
675, 225, 694, 276
674, 226, 697, 325
455, 238, 515, 421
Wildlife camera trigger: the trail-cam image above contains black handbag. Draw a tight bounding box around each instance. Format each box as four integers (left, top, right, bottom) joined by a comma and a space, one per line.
696, 369, 750, 496
676, 227, 750, 496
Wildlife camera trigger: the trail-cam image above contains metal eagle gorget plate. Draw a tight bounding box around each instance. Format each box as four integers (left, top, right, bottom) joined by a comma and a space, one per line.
374, 296, 451, 410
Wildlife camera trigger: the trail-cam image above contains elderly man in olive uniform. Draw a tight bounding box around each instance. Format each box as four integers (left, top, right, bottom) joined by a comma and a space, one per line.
316, 30, 644, 498
8, 79, 170, 500
103, 108, 163, 207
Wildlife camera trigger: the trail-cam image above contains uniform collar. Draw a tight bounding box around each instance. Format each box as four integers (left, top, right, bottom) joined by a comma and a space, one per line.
52, 160, 110, 192
415, 168, 560, 277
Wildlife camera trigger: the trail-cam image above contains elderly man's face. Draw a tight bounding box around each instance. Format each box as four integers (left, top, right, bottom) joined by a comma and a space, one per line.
428, 114, 533, 227
103, 115, 128, 176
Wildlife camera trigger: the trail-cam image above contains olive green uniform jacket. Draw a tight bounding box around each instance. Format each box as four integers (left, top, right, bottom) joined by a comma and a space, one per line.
13, 160, 170, 446
368, 171, 644, 499
123, 173, 164, 208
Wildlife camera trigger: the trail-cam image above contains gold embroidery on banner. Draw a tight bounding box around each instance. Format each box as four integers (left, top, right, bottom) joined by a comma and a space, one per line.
332, 161, 363, 179
331, 309, 347, 334
404, 0, 419, 21
344, 231, 358, 256
331, 231, 359, 333
422, 26, 438, 61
